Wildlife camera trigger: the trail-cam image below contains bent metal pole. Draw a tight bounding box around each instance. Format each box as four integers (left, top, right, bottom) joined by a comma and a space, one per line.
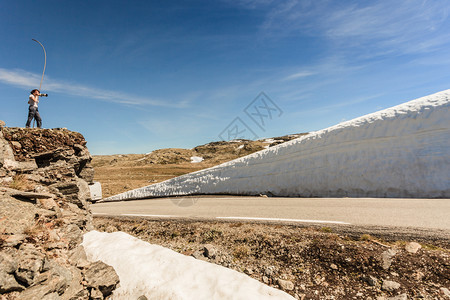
32, 39, 46, 91
32, 39, 46, 128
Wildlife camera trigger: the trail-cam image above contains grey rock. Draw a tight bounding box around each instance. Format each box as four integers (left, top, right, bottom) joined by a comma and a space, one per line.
382, 280, 401, 292
41, 293, 60, 300
76, 177, 91, 207
440, 287, 450, 298
387, 294, 407, 300
244, 268, 254, 275
11, 160, 38, 172
4, 234, 26, 247
0, 252, 18, 274
362, 275, 378, 286
264, 266, 275, 277
381, 249, 397, 270
90, 287, 104, 299
137, 296, 148, 300
0, 193, 37, 235
11, 141, 22, 149
7, 188, 53, 200
0, 271, 24, 293
203, 244, 217, 258
84, 261, 119, 298
78, 166, 95, 183
0, 130, 15, 164
36, 197, 60, 211
60, 224, 84, 246
27, 262, 72, 297
53, 182, 80, 203
15, 252, 45, 286
68, 246, 90, 269
277, 278, 295, 291
405, 242, 421, 254
191, 250, 206, 260
60, 266, 85, 300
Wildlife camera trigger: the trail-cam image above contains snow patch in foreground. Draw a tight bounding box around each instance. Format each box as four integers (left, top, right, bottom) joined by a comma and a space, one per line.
82, 231, 294, 300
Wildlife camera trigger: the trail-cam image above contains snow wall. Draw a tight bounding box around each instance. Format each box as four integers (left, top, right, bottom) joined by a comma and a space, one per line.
103, 90, 450, 202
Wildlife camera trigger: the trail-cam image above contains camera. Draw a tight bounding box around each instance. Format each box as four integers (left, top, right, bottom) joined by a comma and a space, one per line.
39, 93, 48, 97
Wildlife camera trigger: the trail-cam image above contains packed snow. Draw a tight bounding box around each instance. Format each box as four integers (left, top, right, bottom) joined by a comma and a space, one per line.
262, 138, 282, 144
82, 231, 295, 300
190, 156, 204, 163
103, 90, 450, 202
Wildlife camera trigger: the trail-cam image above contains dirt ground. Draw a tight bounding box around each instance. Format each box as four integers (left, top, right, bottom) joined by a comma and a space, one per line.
93, 216, 450, 300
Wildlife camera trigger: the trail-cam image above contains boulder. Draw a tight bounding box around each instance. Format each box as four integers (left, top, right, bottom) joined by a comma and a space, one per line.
84, 261, 120, 298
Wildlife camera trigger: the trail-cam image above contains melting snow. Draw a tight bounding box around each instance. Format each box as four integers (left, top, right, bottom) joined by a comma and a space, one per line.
82, 231, 294, 300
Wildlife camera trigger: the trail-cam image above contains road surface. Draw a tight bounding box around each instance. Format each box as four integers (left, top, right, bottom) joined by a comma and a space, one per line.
91, 196, 450, 231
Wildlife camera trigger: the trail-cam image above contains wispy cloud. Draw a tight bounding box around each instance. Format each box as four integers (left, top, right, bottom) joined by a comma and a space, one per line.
292, 93, 385, 117
239, 0, 450, 57
321, 1, 450, 54
0, 68, 186, 108
283, 70, 316, 81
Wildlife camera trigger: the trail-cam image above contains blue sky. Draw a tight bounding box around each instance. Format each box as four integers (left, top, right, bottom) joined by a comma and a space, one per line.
1, 0, 450, 155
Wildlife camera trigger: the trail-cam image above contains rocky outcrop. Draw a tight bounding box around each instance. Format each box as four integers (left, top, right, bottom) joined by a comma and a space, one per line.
0, 123, 118, 299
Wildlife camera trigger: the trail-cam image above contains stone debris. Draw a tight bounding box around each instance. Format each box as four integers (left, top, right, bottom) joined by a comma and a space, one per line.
203, 244, 217, 259
440, 287, 450, 298
361, 275, 378, 287
0, 124, 119, 299
277, 278, 295, 291
381, 280, 401, 292
386, 294, 408, 300
405, 242, 421, 254
381, 249, 397, 270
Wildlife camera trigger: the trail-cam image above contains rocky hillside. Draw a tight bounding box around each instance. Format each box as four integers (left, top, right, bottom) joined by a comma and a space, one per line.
93, 134, 306, 197
0, 122, 119, 299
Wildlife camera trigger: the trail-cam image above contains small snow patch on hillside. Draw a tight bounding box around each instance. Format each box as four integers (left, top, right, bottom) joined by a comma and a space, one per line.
190, 156, 204, 163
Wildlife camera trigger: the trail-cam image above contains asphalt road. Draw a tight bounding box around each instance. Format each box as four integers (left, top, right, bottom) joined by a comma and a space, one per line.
91, 196, 450, 231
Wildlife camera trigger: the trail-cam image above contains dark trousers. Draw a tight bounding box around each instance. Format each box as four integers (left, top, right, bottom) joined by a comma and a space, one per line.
26, 106, 42, 128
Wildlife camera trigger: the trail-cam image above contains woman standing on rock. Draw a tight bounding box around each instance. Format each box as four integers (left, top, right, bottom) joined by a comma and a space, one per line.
26, 89, 42, 128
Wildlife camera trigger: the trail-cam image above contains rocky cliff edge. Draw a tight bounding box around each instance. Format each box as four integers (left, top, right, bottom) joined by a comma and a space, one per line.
0, 121, 119, 299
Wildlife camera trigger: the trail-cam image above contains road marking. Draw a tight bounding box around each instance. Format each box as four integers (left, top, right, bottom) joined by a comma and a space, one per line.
216, 216, 351, 225
120, 213, 178, 218
93, 213, 350, 224
93, 213, 178, 218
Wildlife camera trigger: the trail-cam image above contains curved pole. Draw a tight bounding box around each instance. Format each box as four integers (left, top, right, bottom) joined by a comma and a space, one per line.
32, 39, 46, 91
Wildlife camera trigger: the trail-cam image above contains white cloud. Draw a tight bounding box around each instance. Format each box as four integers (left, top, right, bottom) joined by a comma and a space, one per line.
243, 0, 450, 57
292, 93, 385, 117
0, 68, 186, 108
0, 68, 40, 88
283, 70, 315, 81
